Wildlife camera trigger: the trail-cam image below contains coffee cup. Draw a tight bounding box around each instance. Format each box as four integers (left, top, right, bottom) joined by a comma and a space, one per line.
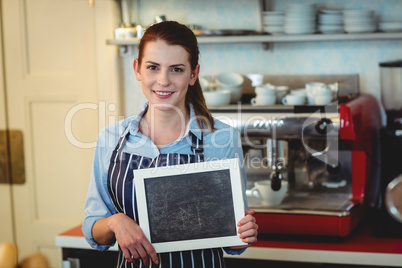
314, 95, 333, 105
306, 82, 328, 104
251, 95, 276, 106
247, 73, 264, 87
255, 86, 276, 96
291, 88, 307, 97
275, 86, 289, 103
251, 180, 288, 206
305, 82, 326, 95
282, 94, 305, 105
315, 86, 333, 96
307, 96, 315, 105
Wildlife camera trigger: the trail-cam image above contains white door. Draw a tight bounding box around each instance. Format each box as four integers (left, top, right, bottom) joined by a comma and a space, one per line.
1, 1, 120, 267
0, 12, 15, 244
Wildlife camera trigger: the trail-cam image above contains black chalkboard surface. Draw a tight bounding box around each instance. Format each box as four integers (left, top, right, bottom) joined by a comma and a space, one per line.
145, 169, 236, 243
134, 158, 246, 253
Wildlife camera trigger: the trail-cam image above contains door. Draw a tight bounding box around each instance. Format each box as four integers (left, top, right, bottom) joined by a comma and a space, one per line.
1, 1, 120, 267
0, 9, 14, 244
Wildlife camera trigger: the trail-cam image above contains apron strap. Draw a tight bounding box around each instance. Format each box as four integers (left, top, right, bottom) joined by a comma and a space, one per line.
114, 130, 130, 153
191, 133, 204, 155
115, 128, 204, 156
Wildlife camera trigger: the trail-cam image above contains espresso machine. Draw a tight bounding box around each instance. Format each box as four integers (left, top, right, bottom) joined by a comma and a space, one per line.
210, 75, 382, 237
375, 60, 402, 236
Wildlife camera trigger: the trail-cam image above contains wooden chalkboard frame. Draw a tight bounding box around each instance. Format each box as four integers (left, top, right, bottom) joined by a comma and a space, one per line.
134, 158, 247, 253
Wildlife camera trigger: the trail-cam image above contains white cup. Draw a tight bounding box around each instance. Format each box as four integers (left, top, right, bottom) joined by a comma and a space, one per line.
203, 90, 231, 106
307, 96, 315, 105
291, 88, 307, 97
251, 180, 288, 206
282, 94, 305, 105
314, 95, 333, 105
255, 86, 276, 96
199, 77, 209, 92
275, 86, 289, 104
247, 73, 264, 87
216, 72, 244, 87
315, 86, 333, 96
251, 95, 276, 106
306, 82, 326, 95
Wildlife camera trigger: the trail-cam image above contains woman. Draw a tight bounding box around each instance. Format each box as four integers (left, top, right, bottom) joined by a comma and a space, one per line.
83, 21, 258, 267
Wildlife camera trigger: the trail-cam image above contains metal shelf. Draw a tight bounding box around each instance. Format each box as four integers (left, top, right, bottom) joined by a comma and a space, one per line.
106, 32, 402, 46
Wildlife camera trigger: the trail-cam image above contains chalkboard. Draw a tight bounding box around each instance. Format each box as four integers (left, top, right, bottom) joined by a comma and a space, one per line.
134, 158, 246, 253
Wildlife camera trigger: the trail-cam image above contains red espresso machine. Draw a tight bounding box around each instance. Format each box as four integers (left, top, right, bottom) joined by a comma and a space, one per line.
210, 76, 382, 237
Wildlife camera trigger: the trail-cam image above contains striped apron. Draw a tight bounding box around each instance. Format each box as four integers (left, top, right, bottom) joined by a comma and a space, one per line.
107, 130, 226, 268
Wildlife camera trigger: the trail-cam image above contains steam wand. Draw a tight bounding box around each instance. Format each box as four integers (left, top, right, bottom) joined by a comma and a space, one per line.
270, 120, 283, 191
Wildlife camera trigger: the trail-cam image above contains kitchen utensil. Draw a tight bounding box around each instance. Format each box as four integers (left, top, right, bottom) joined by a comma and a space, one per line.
314, 95, 333, 105
216, 73, 244, 103
136, 25, 145, 38
290, 88, 307, 96
343, 9, 376, 33
379, 60, 402, 112
192, 29, 258, 36
282, 94, 305, 105
199, 77, 209, 91
154, 15, 167, 23
262, 11, 285, 34
379, 21, 402, 32
251, 95, 276, 106
306, 82, 332, 104
203, 90, 231, 106
209, 93, 382, 237
255, 86, 276, 96
284, 3, 316, 35
275, 86, 289, 103
250, 180, 288, 206
216, 72, 243, 87
247, 74, 263, 87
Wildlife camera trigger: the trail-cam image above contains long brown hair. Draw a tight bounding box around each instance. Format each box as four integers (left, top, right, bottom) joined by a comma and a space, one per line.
137, 21, 215, 132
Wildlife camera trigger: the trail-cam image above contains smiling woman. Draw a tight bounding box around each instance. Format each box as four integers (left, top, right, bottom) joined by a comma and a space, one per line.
134, 21, 213, 137
133, 40, 196, 114
82, 21, 258, 268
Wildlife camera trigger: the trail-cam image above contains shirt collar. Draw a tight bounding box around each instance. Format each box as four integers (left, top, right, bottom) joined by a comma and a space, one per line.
126, 102, 205, 141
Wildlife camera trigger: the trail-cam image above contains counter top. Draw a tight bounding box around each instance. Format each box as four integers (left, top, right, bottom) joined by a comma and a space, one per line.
55, 225, 118, 251
56, 219, 402, 266
234, 219, 402, 267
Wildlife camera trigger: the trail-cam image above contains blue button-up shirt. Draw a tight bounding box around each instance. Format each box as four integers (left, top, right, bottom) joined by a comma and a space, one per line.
83, 103, 248, 254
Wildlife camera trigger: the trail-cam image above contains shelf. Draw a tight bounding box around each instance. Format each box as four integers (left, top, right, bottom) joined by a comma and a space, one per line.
106, 32, 402, 46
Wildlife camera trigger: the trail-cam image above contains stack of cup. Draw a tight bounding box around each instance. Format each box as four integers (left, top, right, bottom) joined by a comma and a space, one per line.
282, 88, 306, 105
251, 84, 277, 106
305, 82, 334, 105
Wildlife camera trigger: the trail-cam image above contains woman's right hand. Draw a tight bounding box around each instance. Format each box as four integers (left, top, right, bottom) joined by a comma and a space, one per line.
108, 213, 159, 265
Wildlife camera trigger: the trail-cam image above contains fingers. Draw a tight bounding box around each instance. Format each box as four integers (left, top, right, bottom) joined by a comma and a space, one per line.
237, 213, 256, 227
143, 242, 159, 265
238, 221, 258, 235
122, 244, 158, 266
121, 247, 136, 264
239, 228, 258, 246
135, 244, 151, 265
112, 214, 159, 265
123, 243, 158, 266
237, 211, 258, 247
245, 208, 255, 215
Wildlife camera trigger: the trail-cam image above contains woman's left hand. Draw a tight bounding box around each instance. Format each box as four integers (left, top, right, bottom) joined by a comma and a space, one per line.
230, 209, 258, 250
